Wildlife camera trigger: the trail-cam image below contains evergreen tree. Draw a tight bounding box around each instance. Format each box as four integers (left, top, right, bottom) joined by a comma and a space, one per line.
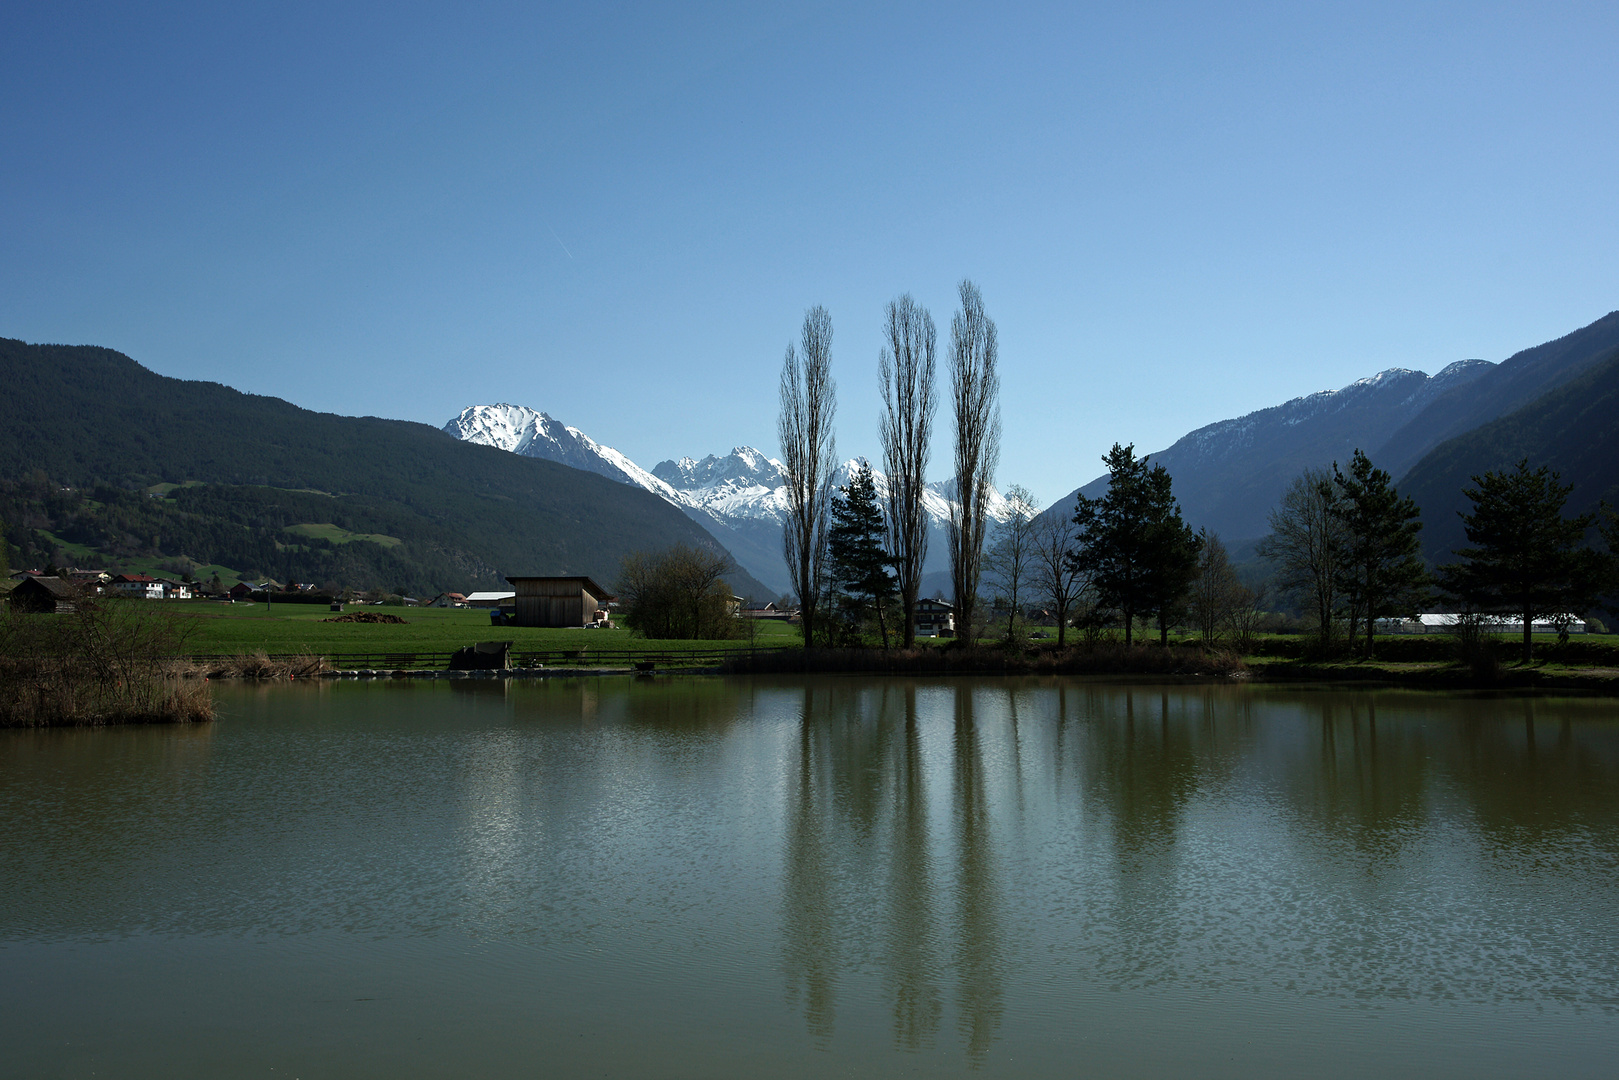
827, 462, 895, 647
1143, 473, 1202, 645
1329, 449, 1428, 658
1436, 460, 1609, 662
1070, 444, 1198, 646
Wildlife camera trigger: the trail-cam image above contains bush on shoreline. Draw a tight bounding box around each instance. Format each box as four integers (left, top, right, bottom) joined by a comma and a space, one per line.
0, 599, 214, 728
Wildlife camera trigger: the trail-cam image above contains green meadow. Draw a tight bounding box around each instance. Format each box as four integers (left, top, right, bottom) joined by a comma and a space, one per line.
160, 600, 799, 657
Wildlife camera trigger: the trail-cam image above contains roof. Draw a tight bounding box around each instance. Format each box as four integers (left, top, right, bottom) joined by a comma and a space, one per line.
13, 576, 78, 599
503, 575, 614, 598
464, 591, 517, 602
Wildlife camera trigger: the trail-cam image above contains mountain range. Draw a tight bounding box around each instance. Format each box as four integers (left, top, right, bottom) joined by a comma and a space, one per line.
1050, 310, 1619, 558
444, 403, 1012, 595
0, 338, 772, 599
5, 307, 1616, 604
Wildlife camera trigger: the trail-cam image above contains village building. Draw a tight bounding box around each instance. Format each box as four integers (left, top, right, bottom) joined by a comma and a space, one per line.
464, 591, 517, 609
740, 601, 793, 621
9, 575, 80, 614
429, 592, 468, 608
1374, 613, 1588, 635
109, 574, 165, 600
915, 597, 956, 637
503, 576, 614, 628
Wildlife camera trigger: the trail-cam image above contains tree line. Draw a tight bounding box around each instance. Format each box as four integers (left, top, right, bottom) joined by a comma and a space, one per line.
621, 284, 1619, 653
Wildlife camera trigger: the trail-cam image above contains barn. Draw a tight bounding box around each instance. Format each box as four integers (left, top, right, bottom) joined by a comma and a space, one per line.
9, 576, 79, 614
504, 576, 614, 628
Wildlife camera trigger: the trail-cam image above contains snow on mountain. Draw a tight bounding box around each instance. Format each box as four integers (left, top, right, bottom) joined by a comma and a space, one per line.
445, 403, 1012, 594
444, 404, 683, 503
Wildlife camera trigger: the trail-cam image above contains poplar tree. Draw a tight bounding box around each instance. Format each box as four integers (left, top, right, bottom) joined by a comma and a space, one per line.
779, 306, 837, 647
878, 294, 937, 648
947, 280, 1000, 641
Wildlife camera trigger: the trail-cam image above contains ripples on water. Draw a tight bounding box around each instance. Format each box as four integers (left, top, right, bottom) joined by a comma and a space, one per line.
2, 678, 1617, 1078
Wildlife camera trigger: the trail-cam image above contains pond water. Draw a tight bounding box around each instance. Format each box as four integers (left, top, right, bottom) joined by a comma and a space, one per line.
2, 677, 1618, 1078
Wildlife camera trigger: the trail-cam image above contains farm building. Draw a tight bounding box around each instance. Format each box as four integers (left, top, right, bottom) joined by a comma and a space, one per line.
503, 576, 614, 628
1374, 613, 1587, 635
9, 575, 79, 614
464, 591, 517, 609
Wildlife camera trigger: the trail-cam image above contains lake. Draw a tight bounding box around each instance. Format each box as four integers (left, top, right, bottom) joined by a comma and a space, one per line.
2, 677, 1617, 1078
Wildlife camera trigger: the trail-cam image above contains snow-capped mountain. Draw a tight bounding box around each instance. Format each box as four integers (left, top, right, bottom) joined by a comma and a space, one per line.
444, 404, 683, 501
444, 404, 1010, 594
1048, 359, 1494, 544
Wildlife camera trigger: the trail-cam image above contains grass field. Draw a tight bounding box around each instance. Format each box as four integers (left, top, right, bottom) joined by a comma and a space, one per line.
282, 522, 403, 548
160, 600, 800, 658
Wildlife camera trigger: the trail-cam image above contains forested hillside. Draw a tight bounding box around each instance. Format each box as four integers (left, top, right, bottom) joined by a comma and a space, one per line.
0, 338, 769, 598
1378, 310, 1619, 478
1400, 344, 1619, 560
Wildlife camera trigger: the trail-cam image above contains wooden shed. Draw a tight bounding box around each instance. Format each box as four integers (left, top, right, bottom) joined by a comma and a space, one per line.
10, 576, 79, 614
504, 576, 614, 628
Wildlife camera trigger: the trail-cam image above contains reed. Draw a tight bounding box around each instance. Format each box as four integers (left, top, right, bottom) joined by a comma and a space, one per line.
0, 598, 216, 727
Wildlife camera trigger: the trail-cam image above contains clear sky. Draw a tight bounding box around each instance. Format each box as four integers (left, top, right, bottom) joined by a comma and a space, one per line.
4, 1, 1616, 506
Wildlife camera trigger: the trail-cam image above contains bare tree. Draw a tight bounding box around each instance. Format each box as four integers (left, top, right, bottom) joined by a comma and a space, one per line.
616, 543, 739, 640
985, 484, 1037, 642
1225, 578, 1270, 653
1031, 508, 1086, 648
1187, 527, 1242, 645
779, 306, 838, 647
878, 294, 937, 647
1257, 468, 1344, 647
948, 280, 1001, 639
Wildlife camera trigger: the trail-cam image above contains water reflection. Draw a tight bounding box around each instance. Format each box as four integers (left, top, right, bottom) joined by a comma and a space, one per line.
3, 679, 1618, 1074
767, 681, 1619, 1053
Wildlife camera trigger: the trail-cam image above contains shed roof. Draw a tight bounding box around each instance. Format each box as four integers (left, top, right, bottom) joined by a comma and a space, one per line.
13, 576, 78, 599
504, 575, 613, 598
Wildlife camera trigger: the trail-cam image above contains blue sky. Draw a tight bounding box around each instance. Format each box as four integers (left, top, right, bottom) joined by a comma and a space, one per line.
4, 1, 1616, 505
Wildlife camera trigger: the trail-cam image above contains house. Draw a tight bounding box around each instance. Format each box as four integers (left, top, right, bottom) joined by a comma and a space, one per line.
157, 580, 192, 600
228, 582, 254, 600
464, 591, 517, 609
429, 592, 468, 608
915, 597, 956, 637
740, 601, 793, 621
503, 576, 615, 628
65, 569, 110, 594
110, 574, 165, 600
9, 575, 79, 614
